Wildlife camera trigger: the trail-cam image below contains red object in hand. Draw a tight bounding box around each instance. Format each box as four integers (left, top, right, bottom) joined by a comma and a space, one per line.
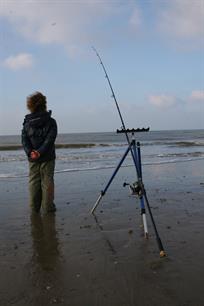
30, 150, 40, 160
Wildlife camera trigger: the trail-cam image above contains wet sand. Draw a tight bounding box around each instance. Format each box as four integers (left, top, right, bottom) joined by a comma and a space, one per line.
0, 160, 204, 306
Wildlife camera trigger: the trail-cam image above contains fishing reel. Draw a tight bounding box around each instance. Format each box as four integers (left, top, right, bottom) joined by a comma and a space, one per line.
123, 181, 144, 198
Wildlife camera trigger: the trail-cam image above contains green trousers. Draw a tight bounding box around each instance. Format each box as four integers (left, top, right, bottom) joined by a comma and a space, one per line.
29, 160, 56, 213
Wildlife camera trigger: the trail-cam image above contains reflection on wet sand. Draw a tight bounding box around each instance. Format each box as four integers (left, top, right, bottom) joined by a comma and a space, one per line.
30, 213, 60, 271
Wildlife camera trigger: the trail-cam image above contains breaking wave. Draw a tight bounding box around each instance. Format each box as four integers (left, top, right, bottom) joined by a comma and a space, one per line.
0, 140, 204, 151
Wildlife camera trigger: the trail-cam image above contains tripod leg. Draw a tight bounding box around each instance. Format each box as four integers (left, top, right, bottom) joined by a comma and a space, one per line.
144, 191, 166, 257
136, 142, 166, 256
90, 143, 131, 214
91, 194, 103, 214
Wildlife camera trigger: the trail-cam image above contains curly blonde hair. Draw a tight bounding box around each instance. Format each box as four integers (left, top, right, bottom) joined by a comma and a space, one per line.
27, 92, 47, 113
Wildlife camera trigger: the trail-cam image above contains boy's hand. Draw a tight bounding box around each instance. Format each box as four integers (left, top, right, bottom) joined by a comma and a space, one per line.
30, 150, 40, 160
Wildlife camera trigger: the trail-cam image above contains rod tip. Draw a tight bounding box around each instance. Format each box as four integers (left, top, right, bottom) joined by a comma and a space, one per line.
159, 250, 167, 258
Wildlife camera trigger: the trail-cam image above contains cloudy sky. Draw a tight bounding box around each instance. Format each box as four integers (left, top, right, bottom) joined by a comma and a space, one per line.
0, 0, 203, 135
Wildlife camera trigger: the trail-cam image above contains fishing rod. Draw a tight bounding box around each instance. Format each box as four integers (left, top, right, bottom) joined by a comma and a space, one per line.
92, 47, 130, 143
92, 47, 140, 174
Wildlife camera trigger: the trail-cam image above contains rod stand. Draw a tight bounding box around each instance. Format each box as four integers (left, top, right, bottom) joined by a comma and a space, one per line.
90, 131, 167, 257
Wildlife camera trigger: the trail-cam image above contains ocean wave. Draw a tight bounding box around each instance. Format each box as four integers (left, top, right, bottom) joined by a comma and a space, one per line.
142, 141, 204, 147
0, 143, 126, 151
0, 140, 204, 151
1, 148, 204, 163
157, 152, 204, 158
0, 173, 28, 179
169, 141, 204, 147
0, 143, 97, 151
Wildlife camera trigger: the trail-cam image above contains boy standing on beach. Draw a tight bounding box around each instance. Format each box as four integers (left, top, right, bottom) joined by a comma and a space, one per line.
22, 92, 57, 213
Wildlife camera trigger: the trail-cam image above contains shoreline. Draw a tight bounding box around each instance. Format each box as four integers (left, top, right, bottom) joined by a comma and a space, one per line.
1, 157, 204, 179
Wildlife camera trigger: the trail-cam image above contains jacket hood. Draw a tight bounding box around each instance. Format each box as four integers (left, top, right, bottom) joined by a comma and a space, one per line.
24, 111, 52, 127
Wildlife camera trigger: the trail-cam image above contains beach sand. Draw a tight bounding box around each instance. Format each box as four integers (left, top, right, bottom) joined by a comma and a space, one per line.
0, 159, 204, 306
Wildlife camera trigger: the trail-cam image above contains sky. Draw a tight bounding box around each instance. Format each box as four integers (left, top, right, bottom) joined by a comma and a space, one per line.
0, 0, 204, 135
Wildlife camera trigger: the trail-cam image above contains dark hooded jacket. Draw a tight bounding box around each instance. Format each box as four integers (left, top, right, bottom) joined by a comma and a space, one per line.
21, 111, 57, 162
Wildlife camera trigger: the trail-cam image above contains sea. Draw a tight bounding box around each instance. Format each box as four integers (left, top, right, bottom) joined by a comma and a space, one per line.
0, 130, 204, 179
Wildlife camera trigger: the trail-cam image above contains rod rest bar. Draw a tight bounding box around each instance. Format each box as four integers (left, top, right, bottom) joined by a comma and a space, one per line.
116, 127, 150, 133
